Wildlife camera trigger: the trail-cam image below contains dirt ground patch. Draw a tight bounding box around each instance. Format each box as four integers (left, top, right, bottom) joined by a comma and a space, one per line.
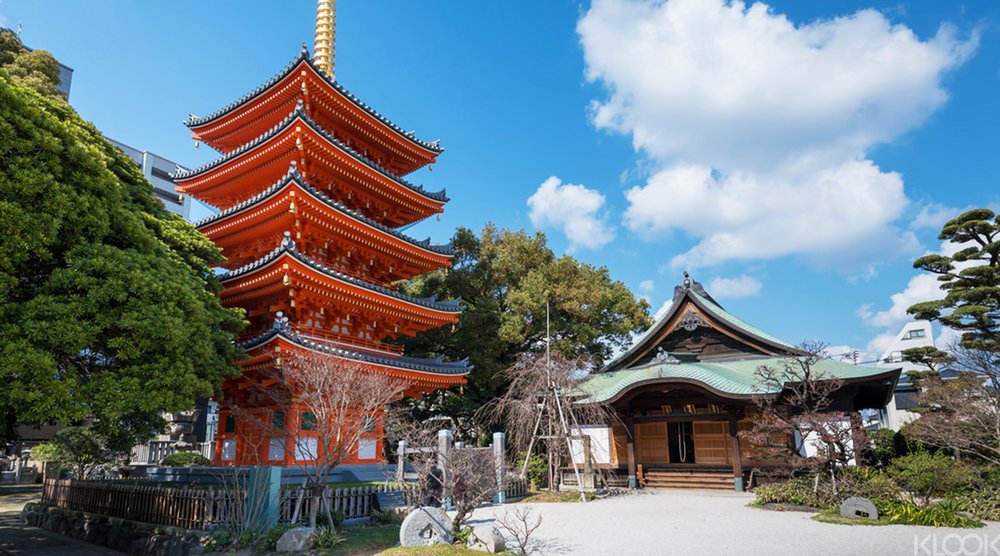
0, 485, 41, 515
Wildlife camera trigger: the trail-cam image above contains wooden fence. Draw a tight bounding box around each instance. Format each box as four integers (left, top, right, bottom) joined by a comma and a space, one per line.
42, 479, 233, 529
43, 475, 529, 530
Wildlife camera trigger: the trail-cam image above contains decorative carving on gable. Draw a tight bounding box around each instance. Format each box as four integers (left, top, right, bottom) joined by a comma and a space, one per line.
679, 310, 705, 332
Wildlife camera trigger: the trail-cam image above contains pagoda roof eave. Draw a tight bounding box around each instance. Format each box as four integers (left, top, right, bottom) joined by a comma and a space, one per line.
239, 321, 471, 377
220, 234, 463, 314
194, 165, 455, 258
174, 104, 448, 204
185, 46, 443, 155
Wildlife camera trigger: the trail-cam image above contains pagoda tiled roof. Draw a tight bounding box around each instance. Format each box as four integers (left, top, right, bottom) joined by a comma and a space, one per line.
239, 313, 470, 376
185, 45, 443, 154
194, 163, 454, 257
174, 103, 448, 203
221, 232, 463, 313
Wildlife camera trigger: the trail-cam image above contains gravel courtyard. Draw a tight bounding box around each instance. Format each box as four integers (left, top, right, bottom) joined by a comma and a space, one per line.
472, 490, 1000, 556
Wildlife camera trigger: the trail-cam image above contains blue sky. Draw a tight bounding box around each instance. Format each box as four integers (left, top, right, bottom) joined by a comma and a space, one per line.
4, 0, 999, 362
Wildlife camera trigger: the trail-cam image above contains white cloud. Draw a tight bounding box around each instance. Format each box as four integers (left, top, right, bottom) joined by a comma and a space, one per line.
639, 279, 655, 294
579, 0, 975, 171
861, 273, 944, 330
707, 275, 762, 299
910, 203, 963, 230
527, 176, 615, 252
624, 160, 919, 268
579, 0, 976, 269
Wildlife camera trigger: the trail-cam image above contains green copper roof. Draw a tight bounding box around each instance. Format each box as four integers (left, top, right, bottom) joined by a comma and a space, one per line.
577, 356, 897, 404
689, 290, 798, 351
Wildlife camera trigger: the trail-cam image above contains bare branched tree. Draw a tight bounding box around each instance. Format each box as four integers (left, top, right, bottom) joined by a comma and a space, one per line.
742, 342, 868, 492
235, 351, 407, 528
484, 352, 613, 493
496, 505, 542, 556
904, 340, 1000, 466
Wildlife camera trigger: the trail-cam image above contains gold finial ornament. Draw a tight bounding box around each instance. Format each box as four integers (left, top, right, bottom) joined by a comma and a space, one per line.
315, 0, 336, 78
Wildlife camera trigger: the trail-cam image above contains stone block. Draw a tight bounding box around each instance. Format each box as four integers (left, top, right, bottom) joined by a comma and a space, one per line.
839, 497, 878, 520
400, 506, 452, 547
467, 525, 506, 553
276, 527, 316, 552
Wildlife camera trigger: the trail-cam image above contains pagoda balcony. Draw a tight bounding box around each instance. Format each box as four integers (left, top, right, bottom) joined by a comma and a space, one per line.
291, 327, 405, 358
185, 47, 441, 176
175, 104, 446, 227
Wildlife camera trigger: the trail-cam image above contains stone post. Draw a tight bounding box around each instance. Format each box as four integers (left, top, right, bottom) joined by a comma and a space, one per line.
437, 429, 453, 510
245, 466, 281, 531
582, 435, 594, 490
493, 432, 506, 504
396, 440, 407, 483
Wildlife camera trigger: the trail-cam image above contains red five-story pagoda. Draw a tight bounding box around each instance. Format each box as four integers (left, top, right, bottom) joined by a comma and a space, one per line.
175, 3, 468, 465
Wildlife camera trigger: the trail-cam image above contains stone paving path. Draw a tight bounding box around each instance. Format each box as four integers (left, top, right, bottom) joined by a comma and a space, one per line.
0, 511, 123, 555
472, 489, 1000, 556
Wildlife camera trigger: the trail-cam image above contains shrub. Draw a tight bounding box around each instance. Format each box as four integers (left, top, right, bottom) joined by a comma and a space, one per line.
28, 443, 60, 462
371, 508, 405, 525
976, 465, 1000, 490
869, 428, 906, 468
873, 499, 983, 528
752, 478, 823, 508
837, 467, 900, 501
888, 452, 974, 505
455, 526, 473, 546
159, 451, 210, 467
312, 527, 344, 549
945, 489, 1000, 522
518, 452, 547, 490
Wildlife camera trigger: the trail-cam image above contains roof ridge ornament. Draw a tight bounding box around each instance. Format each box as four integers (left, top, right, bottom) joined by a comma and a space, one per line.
655, 347, 681, 364
281, 231, 295, 250
274, 311, 291, 331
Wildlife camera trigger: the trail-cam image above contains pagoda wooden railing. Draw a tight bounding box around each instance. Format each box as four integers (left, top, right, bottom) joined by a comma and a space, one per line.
294, 328, 405, 357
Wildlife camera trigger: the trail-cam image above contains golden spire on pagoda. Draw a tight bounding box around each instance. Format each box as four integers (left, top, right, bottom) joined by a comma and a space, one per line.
315, 0, 336, 79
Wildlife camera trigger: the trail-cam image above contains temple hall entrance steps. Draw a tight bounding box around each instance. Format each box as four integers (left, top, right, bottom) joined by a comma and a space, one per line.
639, 466, 734, 491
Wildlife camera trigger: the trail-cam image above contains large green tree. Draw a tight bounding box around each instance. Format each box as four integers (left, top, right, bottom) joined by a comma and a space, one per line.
397, 225, 651, 437
908, 208, 999, 351
0, 30, 245, 447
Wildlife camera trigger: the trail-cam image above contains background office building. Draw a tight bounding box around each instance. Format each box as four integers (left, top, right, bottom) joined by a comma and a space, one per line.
107, 139, 191, 219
